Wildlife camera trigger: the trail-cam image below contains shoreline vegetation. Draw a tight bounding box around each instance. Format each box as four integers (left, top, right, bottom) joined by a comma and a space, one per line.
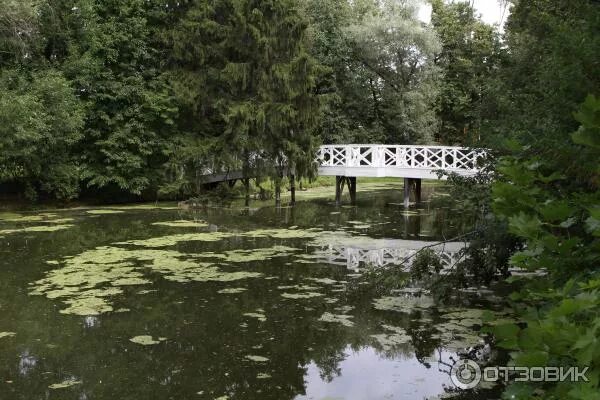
0, 178, 446, 213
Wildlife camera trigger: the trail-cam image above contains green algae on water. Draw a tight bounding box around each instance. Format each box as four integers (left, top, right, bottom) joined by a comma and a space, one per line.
152, 220, 208, 228
129, 335, 166, 345
218, 288, 247, 294
30, 245, 262, 315
281, 292, 323, 299
222, 246, 299, 263
373, 295, 435, 313
86, 209, 124, 215
243, 312, 267, 322
0, 224, 74, 235
371, 331, 411, 351
318, 312, 354, 327
245, 355, 269, 362
48, 379, 82, 389
117, 232, 234, 247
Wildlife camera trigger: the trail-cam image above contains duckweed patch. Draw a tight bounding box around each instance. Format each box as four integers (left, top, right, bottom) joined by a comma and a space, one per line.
371, 330, 411, 351
151, 220, 208, 228
218, 288, 247, 294
281, 292, 323, 299
30, 245, 262, 315
48, 379, 82, 389
86, 209, 124, 215
243, 312, 267, 322
130, 335, 166, 345
222, 246, 299, 263
117, 232, 234, 247
373, 295, 435, 313
0, 224, 74, 235
245, 355, 269, 362
318, 312, 354, 327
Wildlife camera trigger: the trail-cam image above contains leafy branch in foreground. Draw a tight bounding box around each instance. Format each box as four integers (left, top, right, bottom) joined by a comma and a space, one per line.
487, 95, 600, 400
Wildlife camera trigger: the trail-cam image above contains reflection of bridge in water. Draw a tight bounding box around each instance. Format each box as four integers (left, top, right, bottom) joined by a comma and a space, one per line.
316, 239, 466, 272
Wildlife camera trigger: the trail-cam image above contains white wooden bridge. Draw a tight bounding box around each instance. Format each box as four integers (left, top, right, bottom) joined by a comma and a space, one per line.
317, 145, 485, 180
317, 145, 486, 206
198, 144, 486, 206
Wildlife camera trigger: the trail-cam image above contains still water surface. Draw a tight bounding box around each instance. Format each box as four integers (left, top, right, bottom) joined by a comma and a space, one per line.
0, 183, 505, 400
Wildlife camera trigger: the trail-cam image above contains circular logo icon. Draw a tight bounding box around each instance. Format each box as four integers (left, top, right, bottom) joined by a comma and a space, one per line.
450, 359, 482, 389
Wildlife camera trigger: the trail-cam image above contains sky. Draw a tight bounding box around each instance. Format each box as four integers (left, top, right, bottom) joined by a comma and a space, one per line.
417, 0, 510, 30
472, 0, 510, 28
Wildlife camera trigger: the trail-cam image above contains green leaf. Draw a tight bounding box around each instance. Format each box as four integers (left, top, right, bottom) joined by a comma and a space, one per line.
509, 212, 542, 240
538, 201, 572, 222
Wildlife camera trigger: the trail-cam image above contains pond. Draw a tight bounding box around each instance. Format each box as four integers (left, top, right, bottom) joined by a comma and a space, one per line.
0, 182, 509, 400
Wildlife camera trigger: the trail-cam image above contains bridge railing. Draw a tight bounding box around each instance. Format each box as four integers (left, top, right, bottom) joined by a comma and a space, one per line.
317, 145, 486, 172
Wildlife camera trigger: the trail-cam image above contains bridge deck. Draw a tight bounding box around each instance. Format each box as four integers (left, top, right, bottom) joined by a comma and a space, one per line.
317, 145, 485, 179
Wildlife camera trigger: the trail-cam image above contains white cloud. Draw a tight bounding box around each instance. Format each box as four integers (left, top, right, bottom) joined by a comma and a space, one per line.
472, 0, 510, 30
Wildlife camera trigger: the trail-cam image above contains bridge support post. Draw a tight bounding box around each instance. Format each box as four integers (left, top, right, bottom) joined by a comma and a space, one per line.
415, 178, 422, 203
243, 178, 250, 207
275, 181, 281, 207
335, 176, 344, 206
349, 177, 356, 205
403, 178, 423, 207
290, 174, 296, 205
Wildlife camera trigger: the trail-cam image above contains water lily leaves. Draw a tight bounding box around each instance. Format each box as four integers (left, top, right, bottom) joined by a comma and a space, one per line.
86, 209, 124, 215
48, 378, 82, 389
243, 312, 267, 322
222, 246, 299, 263
318, 312, 354, 327
0, 224, 74, 235
129, 335, 166, 345
245, 355, 269, 362
117, 232, 233, 247
373, 295, 435, 313
151, 220, 208, 228
0, 332, 16, 339
30, 246, 263, 315
217, 288, 247, 294
281, 292, 323, 299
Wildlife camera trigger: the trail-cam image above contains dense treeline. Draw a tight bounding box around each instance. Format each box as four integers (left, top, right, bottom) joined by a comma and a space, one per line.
0, 0, 500, 202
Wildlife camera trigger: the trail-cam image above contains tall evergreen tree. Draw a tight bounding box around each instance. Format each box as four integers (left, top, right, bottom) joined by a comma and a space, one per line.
165, 0, 321, 198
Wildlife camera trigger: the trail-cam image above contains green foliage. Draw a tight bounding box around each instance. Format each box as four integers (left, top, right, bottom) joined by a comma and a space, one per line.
431, 0, 502, 145
164, 0, 321, 196
63, 0, 178, 195
304, 0, 442, 144
490, 97, 600, 399
484, 0, 599, 147
0, 69, 84, 199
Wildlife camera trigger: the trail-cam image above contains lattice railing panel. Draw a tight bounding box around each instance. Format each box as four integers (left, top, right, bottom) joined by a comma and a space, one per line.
318, 145, 486, 173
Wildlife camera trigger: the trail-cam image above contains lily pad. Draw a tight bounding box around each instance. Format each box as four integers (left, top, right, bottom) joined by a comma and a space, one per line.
0, 332, 16, 339
151, 220, 208, 228
217, 288, 247, 294
281, 292, 323, 299
318, 312, 354, 327
86, 209, 124, 215
48, 379, 82, 389
129, 335, 165, 345
245, 355, 269, 362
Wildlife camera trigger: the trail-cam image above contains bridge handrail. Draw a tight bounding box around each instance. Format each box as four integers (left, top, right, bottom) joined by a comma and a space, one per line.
317, 144, 487, 171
